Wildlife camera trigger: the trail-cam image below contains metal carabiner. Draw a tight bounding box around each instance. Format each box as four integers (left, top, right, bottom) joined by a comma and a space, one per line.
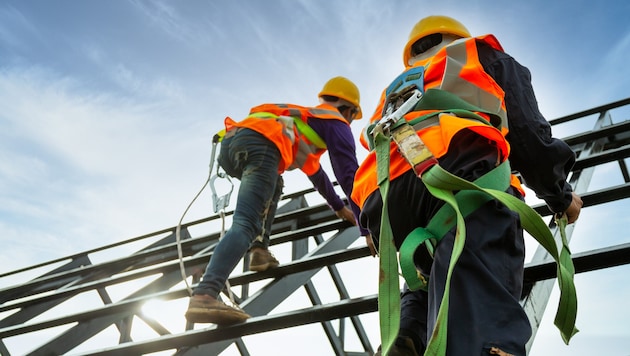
210, 171, 234, 213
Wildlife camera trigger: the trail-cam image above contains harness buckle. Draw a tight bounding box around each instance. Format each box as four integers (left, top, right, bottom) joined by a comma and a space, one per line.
372, 88, 424, 136
390, 122, 437, 177
384, 84, 421, 116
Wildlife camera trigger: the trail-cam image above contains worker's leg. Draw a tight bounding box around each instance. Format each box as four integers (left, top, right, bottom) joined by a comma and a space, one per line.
428, 195, 531, 355
361, 170, 433, 354
251, 174, 284, 249
194, 129, 282, 297
400, 285, 428, 353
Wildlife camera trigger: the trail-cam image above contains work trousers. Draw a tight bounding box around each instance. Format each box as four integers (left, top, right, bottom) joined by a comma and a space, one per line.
194, 128, 283, 298
360, 131, 531, 355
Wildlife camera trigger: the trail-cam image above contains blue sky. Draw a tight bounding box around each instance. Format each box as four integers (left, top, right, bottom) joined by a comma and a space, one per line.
1, 1, 629, 355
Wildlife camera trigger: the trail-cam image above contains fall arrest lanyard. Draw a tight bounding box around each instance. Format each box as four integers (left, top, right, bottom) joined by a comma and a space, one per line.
372, 88, 578, 356
208, 130, 234, 213
174, 129, 233, 298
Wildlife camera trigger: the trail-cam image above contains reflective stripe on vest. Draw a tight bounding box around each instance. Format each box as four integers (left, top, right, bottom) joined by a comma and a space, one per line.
439, 37, 507, 131
245, 103, 345, 175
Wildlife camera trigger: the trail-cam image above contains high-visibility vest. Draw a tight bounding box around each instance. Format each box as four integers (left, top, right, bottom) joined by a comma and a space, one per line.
368, 36, 578, 352
224, 103, 347, 175
352, 34, 523, 209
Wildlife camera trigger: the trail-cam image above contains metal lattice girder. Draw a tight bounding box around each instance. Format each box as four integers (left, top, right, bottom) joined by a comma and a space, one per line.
1, 97, 630, 356
523, 101, 628, 352
62, 241, 630, 356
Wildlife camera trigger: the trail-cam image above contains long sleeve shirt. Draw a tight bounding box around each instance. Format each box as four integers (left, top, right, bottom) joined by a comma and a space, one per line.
478, 41, 575, 213
307, 117, 371, 236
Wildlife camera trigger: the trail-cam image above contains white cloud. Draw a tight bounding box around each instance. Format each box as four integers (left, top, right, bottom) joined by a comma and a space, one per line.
0, 66, 215, 271
0, 1, 628, 354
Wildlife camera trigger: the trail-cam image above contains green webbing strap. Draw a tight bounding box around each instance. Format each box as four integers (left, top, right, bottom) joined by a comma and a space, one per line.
248, 112, 278, 119
420, 167, 467, 355
420, 165, 578, 354
399, 160, 512, 292
375, 129, 400, 356
555, 214, 578, 345
408, 108, 491, 128
292, 116, 327, 149
399, 227, 433, 291
365, 108, 490, 152
426, 161, 510, 237
377, 159, 578, 354
248, 111, 327, 149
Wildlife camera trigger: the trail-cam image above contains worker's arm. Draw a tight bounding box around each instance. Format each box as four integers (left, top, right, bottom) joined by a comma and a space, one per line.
308, 117, 370, 236
478, 41, 577, 215
307, 166, 346, 211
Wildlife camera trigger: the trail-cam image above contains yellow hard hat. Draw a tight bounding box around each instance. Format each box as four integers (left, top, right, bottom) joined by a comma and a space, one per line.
403, 15, 471, 65
318, 76, 362, 119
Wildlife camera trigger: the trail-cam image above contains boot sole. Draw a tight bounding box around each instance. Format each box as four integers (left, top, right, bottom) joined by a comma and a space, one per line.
185, 307, 250, 325
249, 262, 279, 272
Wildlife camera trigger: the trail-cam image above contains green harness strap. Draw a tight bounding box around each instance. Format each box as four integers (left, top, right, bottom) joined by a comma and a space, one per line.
248, 111, 327, 149
420, 165, 578, 355
375, 130, 401, 356
375, 136, 578, 356
399, 160, 512, 291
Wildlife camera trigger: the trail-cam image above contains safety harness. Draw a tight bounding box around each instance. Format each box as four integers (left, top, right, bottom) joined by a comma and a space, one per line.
247, 111, 327, 150
175, 109, 333, 318
372, 88, 578, 355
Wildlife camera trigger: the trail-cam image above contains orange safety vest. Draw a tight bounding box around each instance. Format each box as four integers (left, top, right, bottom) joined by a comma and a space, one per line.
352, 35, 523, 209
224, 103, 348, 175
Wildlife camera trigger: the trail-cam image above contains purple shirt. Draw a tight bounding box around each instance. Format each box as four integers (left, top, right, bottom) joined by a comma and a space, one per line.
306, 117, 370, 236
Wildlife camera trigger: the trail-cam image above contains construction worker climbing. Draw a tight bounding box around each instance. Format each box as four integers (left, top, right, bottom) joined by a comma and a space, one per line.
351, 16, 583, 355
185, 76, 371, 325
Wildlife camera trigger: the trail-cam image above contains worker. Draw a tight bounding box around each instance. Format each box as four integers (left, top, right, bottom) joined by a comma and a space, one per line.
351, 16, 583, 355
185, 76, 371, 325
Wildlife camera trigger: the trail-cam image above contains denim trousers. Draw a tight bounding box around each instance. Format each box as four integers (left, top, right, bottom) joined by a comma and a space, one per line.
193, 128, 284, 298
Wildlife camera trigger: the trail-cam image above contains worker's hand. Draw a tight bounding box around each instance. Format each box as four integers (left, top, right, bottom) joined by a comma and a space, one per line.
365, 234, 377, 257
335, 206, 356, 226
563, 192, 583, 224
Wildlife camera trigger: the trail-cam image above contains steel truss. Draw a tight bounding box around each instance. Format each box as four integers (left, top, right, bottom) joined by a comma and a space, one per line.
1, 98, 629, 355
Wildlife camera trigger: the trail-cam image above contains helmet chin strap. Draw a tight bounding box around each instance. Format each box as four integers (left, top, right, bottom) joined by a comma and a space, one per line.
407, 34, 461, 66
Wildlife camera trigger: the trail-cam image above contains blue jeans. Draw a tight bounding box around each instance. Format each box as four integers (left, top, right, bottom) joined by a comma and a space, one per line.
194, 128, 284, 298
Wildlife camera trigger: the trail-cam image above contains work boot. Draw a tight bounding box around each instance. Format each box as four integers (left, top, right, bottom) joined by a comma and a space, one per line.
373, 336, 420, 356
184, 294, 250, 325
248, 247, 279, 272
